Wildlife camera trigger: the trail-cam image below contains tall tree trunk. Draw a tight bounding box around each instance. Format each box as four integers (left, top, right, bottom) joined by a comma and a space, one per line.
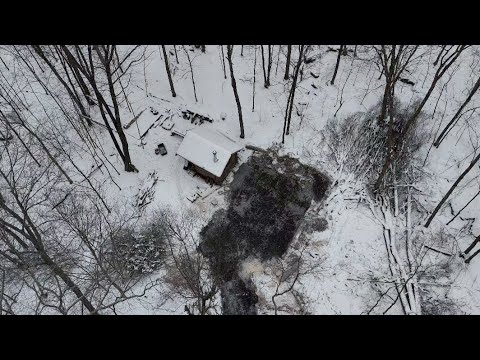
378, 82, 392, 125
0, 109, 41, 166
55, 46, 95, 106
38, 249, 96, 313
60, 45, 136, 173
464, 234, 480, 255
447, 189, 480, 225
266, 45, 273, 86
97, 46, 137, 172
424, 151, 480, 227
183, 46, 198, 102
161, 45, 176, 97
330, 45, 344, 85
375, 46, 467, 190
226, 46, 245, 139
282, 85, 293, 144
220, 45, 227, 79
376, 87, 396, 191
434, 75, 480, 147
61, 48, 95, 106
275, 45, 281, 75
465, 248, 480, 264
0, 56, 10, 71
0, 188, 96, 313
51, 45, 93, 125
0, 102, 73, 184
174, 45, 179, 64
284, 45, 292, 80
252, 45, 257, 112
0, 268, 4, 314
433, 45, 446, 66
283, 45, 304, 140
31, 46, 90, 123
261, 46, 269, 88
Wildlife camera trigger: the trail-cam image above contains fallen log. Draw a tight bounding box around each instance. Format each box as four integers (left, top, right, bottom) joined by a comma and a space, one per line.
400, 78, 415, 86
171, 129, 185, 138
425, 245, 453, 257
140, 115, 163, 139
245, 144, 267, 153
123, 109, 145, 129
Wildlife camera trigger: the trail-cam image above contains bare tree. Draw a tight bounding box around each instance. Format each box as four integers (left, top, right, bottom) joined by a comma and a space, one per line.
159, 209, 220, 315
275, 45, 281, 75
424, 150, 480, 227
261, 45, 273, 88
446, 187, 480, 225
433, 45, 446, 66
220, 45, 227, 80
31, 46, 92, 126
0, 125, 161, 313
284, 45, 292, 80
330, 45, 346, 85
282, 45, 305, 143
268, 245, 318, 315
226, 45, 245, 139
252, 45, 257, 112
374, 45, 420, 125
55, 45, 139, 172
182, 46, 198, 102
174, 45, 179, 64
161, 45, 176, 98
0, 145, 96, 313
463, 235, 480, 264
267, 45, 273, 86
369, 45, 420, 194
375, 45, 468, 190
0, 103, 73, 184
434, 75, 480, 147
0, 268, 4, 314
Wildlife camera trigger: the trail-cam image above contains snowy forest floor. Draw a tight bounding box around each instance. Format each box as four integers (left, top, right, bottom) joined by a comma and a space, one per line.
2, 45, 480, 314
109, 45, 480, 314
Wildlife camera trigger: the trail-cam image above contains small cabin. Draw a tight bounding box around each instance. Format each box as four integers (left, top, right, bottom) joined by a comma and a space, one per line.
176, 127, 243, 184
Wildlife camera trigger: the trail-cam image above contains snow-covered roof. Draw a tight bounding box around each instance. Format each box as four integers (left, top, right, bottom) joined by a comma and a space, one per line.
176, 127, 243, 178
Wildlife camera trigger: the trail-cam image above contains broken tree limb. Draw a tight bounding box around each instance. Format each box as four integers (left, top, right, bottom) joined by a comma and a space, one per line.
140, 115, 163, 139
123, 109, 145, 129
465, 248, 480, 263
446, 189, 480, 225
245, 144, 267, 153
425, 151, 480, 228
425, 245, 453, 257
135, 171, 159, 209
201, 186, 221, 200
51, 164, 105, 210
171, 129, 185, 138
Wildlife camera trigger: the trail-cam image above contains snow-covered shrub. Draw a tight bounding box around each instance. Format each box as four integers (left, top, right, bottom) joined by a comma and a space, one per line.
108, 222, 168, 278
421, 297, 462, 315
324, 98, 428, 190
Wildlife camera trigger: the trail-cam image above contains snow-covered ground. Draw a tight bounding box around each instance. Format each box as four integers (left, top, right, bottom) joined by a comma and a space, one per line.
2, 45, 480, 314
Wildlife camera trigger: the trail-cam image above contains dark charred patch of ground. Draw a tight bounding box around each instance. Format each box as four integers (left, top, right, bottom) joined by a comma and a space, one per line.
199, 151, 330, 314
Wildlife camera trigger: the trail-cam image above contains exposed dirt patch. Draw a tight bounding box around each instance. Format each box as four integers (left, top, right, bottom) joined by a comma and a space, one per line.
199, 151, 330, 314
